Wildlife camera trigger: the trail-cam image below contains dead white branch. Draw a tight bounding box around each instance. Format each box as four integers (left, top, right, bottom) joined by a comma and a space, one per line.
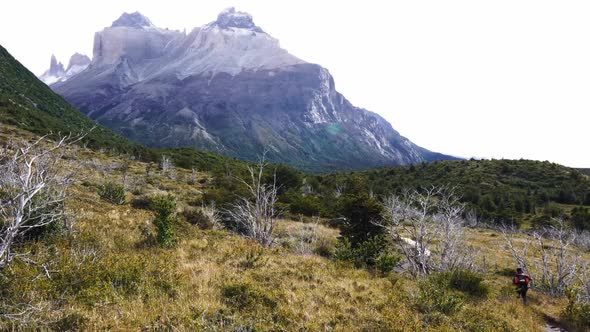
226, 152, 281, 247
0, 133, 86, 269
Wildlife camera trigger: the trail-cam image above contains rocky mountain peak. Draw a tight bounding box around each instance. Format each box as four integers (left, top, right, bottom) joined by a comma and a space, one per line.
48, 54, 65, 76
66, 53, 91, 71
213, 7, 263, 33
40, 53, 89, 85
48, 9, 456, 170
111, 12, 154, 29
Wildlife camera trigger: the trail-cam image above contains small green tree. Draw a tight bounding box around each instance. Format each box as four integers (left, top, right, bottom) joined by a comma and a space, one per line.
150, 194, 177, 247
333, 194, 386, 268
98, 181, 126, 205
339, 194, 384, 246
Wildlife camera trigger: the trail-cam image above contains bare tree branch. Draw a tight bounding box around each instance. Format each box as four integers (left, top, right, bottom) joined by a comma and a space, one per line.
374, 186, 473, 277
225, 152, 281, 247
0, 132, 87, 269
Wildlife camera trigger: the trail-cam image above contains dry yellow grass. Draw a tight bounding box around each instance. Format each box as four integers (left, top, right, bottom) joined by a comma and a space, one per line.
0, 125, 577, 331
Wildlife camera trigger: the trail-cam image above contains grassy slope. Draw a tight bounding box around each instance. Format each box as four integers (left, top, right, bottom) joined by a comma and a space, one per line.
0, 126, 577, 331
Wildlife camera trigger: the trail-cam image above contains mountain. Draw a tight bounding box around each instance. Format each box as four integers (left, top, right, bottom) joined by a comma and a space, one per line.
50, 8, 457, 172
0, 43, 286, 175
40, 53, 90, 85
0, 44, 152, 157
39, 54, 65, 84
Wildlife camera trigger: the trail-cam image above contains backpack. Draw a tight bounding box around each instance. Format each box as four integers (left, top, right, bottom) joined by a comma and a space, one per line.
514, 274, 531, 289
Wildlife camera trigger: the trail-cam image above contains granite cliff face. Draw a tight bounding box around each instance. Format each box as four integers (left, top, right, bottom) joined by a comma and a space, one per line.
50, 8, 456, 171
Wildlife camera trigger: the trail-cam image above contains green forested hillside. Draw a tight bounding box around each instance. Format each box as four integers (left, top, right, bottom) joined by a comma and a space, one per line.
299, 159, 590, 226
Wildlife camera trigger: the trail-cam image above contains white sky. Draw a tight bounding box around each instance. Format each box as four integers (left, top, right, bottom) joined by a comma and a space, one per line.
1, 1, 589, 167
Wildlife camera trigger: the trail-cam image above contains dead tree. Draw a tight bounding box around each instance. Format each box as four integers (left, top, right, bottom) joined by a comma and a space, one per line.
501, 218, 580, 297
0, 134, 82, 269
500, 223, 531, 273
534, 219, 579, 297
201, 202, 223, 230
375, 186, 472, 277
435, 188, 469, 271
226, 153, 280, 247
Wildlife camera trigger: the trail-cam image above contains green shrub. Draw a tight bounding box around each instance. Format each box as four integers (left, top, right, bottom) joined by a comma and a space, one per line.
415, 277, 464, 315
50, 313, 88, 331
375, 252, 401, 274
150, 194, 177, 247
562, 289, 590, 331
98, 181, 126, 205
239, 248, 267, 269
445, 270, 489, 298
338, 194, 384, 246
334, 236, 388, 269
289, 194, 323, 216
20, 196, 67, 241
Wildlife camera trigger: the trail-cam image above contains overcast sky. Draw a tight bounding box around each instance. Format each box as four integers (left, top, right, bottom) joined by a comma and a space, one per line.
1, 1, 589, 167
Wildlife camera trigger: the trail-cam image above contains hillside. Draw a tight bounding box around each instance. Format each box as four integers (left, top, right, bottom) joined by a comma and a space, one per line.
1, 125, 582, 331
0, 44, 257, 176
310, 159, 590, 226
0, 44, 154, 158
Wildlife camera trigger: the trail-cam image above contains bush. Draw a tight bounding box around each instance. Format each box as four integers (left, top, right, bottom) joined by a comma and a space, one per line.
150, 194, 177, 247
313, 236, 335, 258
98, 181, 126, 205
338, 194, 384, 246
50, 313, 88, 331
334, 236, 388, 269
239, 247, 268, 269
375, 252, 401, 274
562, 289, 590, 331
572, 206, 590, 231
131, 195, 152, 210
415, 277, 464, 315
183, 208, 212, 229
445, 270, 489, 298
288, 194, 323, 216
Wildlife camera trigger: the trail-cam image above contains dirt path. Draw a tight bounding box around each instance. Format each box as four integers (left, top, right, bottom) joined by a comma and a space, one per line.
544, 319, 567, 332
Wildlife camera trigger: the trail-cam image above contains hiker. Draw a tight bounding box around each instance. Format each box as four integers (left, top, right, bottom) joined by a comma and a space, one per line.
513, 267, 532, 304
